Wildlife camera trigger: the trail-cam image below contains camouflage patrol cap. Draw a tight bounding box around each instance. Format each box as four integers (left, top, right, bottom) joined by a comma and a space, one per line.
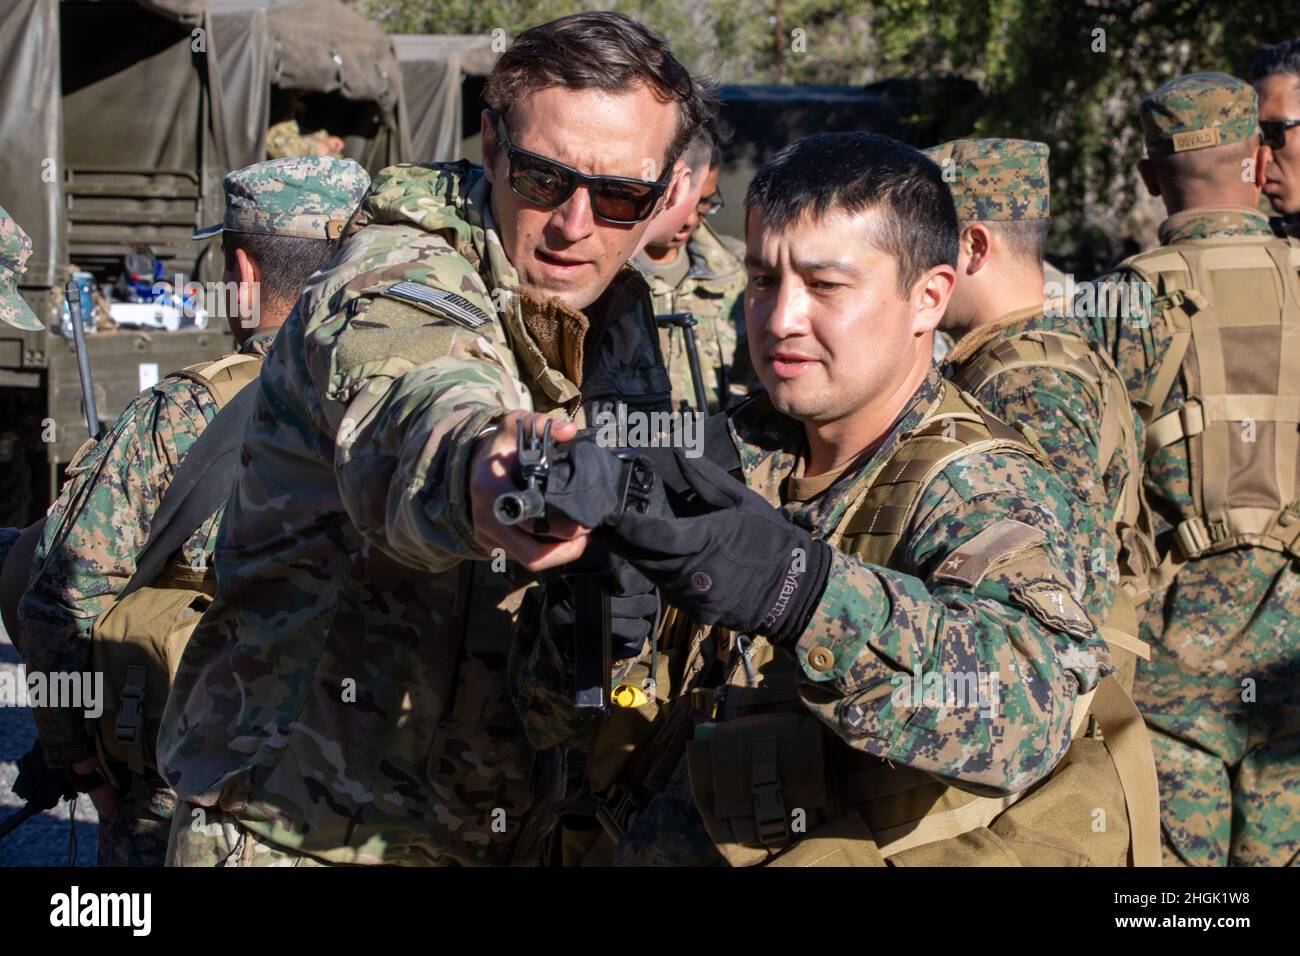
1140, 72, 1258, 155
0, 206, 43, 332
193, 156, 370, 242
923, 138, 1050, 221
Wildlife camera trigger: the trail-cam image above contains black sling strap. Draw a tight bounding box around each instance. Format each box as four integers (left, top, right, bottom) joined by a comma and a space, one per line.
118, 380, 259, 599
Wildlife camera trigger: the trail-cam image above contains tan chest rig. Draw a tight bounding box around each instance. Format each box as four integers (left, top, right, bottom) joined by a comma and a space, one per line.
944, 323, 1156, 690
89, 352, 262, 781
1123, 236, 1300, 587
591, 383, 1161, 867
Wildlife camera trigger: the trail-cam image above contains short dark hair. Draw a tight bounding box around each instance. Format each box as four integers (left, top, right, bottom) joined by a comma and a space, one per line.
745, 132, 958, 293
222, 233, 334, 309
484, 12, 718, 170
960, 218, 1050, 266
1250, 39, 1300, 85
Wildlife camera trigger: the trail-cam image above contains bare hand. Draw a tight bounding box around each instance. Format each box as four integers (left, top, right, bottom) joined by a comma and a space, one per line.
469, 410, 591, 572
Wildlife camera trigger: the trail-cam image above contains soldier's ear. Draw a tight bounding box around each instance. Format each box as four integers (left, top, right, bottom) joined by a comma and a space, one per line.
481, 110, 500, 183
1137, 158, 1161, 199
963, 223, 992, 274
234, 247, 259, 288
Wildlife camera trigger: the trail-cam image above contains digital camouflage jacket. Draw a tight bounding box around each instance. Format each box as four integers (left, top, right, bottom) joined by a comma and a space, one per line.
18, 332, 277, 767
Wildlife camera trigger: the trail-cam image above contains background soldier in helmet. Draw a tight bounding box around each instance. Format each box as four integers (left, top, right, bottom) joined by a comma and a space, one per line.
15, 158, 369, 866
1089, 72, 1300, 866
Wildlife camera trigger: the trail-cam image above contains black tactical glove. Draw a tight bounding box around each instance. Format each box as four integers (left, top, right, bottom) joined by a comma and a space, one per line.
603, 452, 832, 646
527, 437, 627, 530
544, 557, 660, 661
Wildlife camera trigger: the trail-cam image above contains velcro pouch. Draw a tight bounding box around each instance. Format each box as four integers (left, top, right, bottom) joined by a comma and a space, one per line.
686, 712, 828, 866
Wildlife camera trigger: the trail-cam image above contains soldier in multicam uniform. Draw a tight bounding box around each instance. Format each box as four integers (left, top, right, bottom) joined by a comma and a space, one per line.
0, 206, 45, 577
926, 138, 1154, 689
1088, 73, 1300, 866
514, 133, 1160, 867
157, 12, 712, 867
634, 129, 757, 413
15, 157, 369, 866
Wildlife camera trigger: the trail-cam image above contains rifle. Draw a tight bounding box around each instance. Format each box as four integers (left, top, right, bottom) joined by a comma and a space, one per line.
655, 312, 710, 414
494, 419, 668, 719
64, 279, 102, 440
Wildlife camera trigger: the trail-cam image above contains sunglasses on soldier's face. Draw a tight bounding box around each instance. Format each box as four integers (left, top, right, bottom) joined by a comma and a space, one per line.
495, 115, 671, 225
697, 187, 725, 217
1261, 119, 1300, 150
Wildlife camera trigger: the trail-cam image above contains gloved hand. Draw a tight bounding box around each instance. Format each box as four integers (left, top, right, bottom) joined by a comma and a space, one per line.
544, 557, 660, 661
602, 452, 832, 646
533, 438, 628, 530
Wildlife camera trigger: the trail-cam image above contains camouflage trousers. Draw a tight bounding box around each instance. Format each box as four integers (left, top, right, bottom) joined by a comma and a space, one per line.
166, 800, 328, 867
96, 774, 177, 867
1135, 553, 1300, 867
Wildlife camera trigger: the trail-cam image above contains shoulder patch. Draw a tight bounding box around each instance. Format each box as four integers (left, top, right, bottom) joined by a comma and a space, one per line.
1010, 579, 1096, 640
381, 281, 491, 329
931, 518, 1046, 588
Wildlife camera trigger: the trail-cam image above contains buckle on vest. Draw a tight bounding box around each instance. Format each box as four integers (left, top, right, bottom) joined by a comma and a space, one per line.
115, 667, 147, 745
1175, 516, 1227, 559
751, 737, 788, 846
595, 783, 641, 842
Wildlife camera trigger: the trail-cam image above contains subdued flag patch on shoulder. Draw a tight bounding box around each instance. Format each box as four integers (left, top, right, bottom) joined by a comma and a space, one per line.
383, 281, 491, 329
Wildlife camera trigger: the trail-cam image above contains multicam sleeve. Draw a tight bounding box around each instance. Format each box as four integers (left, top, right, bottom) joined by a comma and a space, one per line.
301, 229, 533, 574
791, 452, 1112, 797
16, 381, 215, 766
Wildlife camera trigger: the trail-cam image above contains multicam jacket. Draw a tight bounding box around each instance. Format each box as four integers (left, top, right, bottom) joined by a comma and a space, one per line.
638, 220, 757, 413
157, 162, 671, 866
17, 333, 276, 767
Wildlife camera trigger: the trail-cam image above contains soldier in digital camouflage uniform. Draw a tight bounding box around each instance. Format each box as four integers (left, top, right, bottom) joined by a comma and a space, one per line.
634, 132, 756, 413
0, 207, 45, 576
16, 157, 369, 866
157, 12, 711, 867
514, 134, 1155, 868
1087, 73, 1300, 865
926, 138, 1153, 689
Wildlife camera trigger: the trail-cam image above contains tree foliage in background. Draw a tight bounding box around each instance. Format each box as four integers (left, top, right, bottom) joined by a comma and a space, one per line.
348, 0, 1300, 250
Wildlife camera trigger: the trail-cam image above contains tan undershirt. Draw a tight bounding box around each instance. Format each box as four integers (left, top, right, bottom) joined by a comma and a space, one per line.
785, 453, 856, 506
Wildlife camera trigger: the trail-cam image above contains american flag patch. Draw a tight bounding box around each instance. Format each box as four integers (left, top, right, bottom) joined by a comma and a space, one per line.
383, 281, 491, 329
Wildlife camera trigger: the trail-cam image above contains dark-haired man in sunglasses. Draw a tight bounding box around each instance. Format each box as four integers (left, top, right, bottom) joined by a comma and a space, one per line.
159, 12, 714, 867
1250, 39, 1300, 238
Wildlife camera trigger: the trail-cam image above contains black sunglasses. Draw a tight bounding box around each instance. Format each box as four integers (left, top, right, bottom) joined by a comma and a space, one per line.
1261, 119, 1300, 150
495, 116, 670, 224
697, 186, 725, 217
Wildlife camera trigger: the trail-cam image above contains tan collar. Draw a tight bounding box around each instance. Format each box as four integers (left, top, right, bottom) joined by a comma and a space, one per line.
943, 300, 1055, 367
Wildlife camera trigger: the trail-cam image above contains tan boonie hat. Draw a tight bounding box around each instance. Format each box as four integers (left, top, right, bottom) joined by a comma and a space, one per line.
193, 156, 370, 242
923, 139, 1050, 220
1140, 72, 1258, 155
0, 206, 44, 332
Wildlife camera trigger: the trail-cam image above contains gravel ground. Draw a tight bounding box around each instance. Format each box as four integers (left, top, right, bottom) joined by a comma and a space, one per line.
0, 620, 98, 866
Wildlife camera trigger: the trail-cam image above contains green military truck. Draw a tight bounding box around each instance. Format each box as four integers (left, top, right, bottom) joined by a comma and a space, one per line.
0, 0, 408, 525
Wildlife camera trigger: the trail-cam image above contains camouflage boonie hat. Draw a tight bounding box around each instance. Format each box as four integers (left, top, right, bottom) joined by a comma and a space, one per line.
0, 206, 43, 332
924, 139, 1050, 221
193, 156, 370, 241
1140, 72, 1258, 155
